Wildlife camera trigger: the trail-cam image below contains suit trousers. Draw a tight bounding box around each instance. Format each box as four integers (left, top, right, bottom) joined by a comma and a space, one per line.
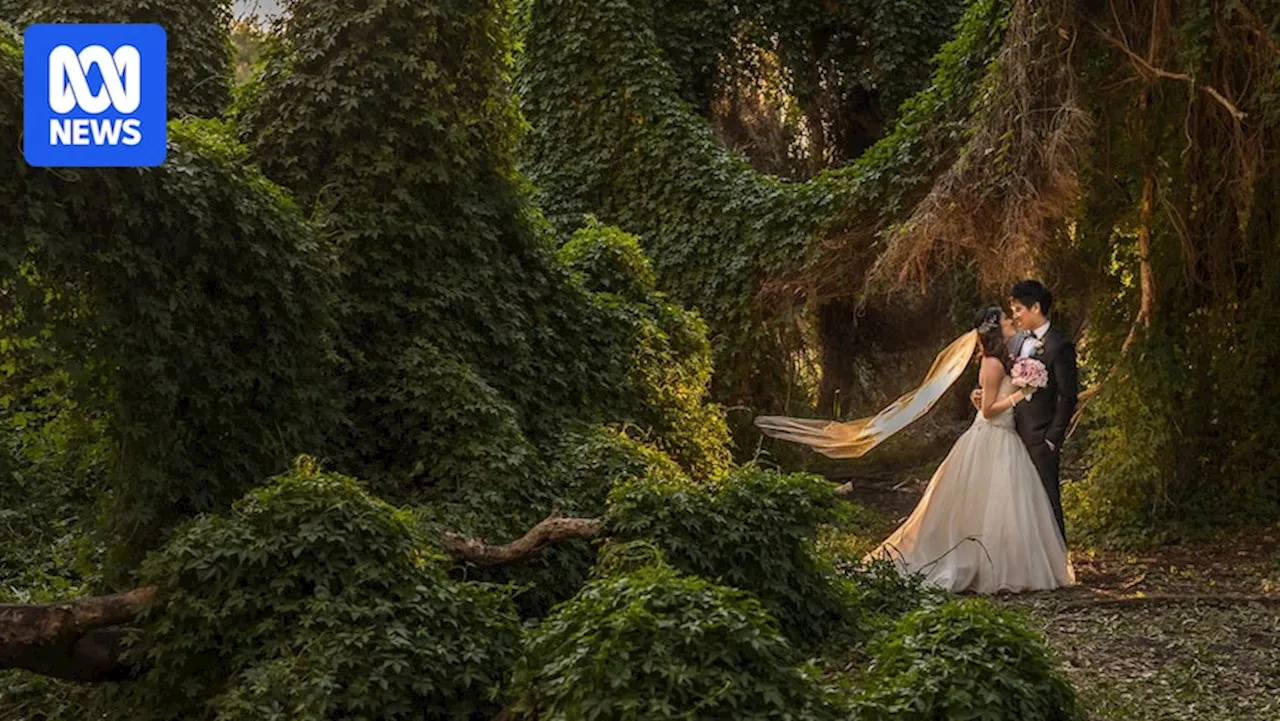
1026, 438, 1066, 545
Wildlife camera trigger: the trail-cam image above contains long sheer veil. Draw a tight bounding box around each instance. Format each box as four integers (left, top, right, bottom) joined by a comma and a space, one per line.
754, 330, 979, 459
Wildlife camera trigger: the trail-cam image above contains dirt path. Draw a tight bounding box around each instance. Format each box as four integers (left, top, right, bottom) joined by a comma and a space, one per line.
840, 476, 1280, 721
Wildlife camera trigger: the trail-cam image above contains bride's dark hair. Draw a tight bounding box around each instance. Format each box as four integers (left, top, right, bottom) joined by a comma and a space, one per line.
974, 306, 1011, 373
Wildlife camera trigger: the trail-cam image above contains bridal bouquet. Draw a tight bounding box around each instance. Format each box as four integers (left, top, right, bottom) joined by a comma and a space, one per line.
1011, 357, 1048, 400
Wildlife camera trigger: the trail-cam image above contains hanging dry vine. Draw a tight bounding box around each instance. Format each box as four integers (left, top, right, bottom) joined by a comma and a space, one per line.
865, 0, 1094, 296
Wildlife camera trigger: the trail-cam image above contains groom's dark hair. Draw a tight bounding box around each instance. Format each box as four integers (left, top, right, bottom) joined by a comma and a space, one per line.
1010, 279, 1053, 316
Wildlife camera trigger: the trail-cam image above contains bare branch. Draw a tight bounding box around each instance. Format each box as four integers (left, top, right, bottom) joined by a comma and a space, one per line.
1093, 22, 1246, 121
442, 510, 603, 567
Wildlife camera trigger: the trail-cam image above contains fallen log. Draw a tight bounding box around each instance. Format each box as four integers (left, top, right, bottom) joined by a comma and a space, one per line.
0, 586, 155, 682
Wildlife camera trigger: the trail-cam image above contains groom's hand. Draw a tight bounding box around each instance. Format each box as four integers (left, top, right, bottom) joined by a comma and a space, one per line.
969, 388, 982, 409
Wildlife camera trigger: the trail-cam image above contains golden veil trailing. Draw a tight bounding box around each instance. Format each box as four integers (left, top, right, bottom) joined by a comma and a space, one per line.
754, 330, 979, 459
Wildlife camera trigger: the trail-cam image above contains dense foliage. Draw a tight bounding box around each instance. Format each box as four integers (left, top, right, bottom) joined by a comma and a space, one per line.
232, 0, 731, 499
228, 0, 739, 624
1, 28, 341, 573
235, 0, 622, 466
117, 459, 521, 721
509, 561, 845, 720
606, 465, 855, 644
1060, 0, 1280, 540
558, 220, 733, 480
520, 0, 1009, 432
850, 599, 1080, 720
0, 324, 108, 602
643, 0, 965, 167
5, 0, 1200, 717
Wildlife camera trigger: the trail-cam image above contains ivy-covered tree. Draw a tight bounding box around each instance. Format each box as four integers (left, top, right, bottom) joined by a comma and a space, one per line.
520, 0, 1009, 439
237, 0, 635, 484
0, 29, 342, 575
523, 0, 1280, 536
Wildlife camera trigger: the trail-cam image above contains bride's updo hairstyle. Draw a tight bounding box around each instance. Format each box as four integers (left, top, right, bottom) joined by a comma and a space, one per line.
974, 306, 1012, 372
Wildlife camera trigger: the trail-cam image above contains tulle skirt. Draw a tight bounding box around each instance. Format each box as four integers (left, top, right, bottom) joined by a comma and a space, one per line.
864, 418, 1075, 594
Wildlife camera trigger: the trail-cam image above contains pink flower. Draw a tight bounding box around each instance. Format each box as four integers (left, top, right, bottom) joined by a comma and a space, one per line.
1012, 357, 1048, 398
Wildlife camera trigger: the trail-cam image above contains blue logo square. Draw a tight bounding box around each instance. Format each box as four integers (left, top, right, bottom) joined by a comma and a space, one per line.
23, 24, 167, 168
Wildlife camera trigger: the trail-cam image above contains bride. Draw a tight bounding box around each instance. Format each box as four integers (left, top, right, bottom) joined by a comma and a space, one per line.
863, 307, 1074, 593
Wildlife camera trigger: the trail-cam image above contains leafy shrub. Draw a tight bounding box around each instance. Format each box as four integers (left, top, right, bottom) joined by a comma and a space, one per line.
850, 598, 1080, 720
838, 556, 946, 638
560, 220, 734, 481
115, 458, 521, 721
423, 425, 686, 620
0, 674, 108, 721
558, 217, 660, 303
540, 424, 688, 518
509, 562, 846, 720
606, 465, 854, 645
0, 336, 107, 601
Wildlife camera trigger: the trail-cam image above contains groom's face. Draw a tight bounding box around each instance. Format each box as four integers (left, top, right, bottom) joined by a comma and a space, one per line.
1009, 300, 1035, 329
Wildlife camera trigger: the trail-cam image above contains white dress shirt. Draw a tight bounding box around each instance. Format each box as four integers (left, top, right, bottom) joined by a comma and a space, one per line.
1019, 321, 1050, 358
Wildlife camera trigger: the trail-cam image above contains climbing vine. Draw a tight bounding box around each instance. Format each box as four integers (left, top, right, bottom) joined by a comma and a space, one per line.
1, 22, 341, 575
520, 0, 1009, 433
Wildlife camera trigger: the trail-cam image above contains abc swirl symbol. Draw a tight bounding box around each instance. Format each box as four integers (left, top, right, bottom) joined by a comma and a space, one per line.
47, 44, 142, 115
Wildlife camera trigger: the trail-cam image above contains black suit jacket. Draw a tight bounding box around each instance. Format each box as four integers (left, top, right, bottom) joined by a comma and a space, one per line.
1013, 326, 1079, 450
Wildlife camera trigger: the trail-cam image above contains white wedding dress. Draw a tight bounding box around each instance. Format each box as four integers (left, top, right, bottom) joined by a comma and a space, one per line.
864, 374, 1075, 594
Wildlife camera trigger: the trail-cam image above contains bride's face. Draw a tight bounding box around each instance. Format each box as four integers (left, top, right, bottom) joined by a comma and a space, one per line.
1000, 312, 1016, 339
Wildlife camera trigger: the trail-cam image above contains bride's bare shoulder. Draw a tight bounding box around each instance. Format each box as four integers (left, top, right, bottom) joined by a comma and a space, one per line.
979, 355, 1007, 381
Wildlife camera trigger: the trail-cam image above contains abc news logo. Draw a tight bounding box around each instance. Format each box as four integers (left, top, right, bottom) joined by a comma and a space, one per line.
23, 24, 167, 168
48, 44, 144, 147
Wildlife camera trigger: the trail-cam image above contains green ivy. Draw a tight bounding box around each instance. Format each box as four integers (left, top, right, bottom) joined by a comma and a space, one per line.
648, 0, 965, 147
0, 344, 107, 603
234, 0, 649, 479
509, 562, 847, 720
850, 599, 1080, 720
605, 464, 855, 646
1, 29, 342, 573
115, 459, 522, 721
520, 0, 1010, 423
559, 219, 733, 480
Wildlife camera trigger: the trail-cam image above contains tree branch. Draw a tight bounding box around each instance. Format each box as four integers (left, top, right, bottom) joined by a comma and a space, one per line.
0, 586, 155, 682
442, 510, 603, 567
1092, 22, 1246, 121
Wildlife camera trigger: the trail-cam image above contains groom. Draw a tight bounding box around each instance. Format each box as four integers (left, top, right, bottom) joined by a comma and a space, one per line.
973, 280, 1078, 544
